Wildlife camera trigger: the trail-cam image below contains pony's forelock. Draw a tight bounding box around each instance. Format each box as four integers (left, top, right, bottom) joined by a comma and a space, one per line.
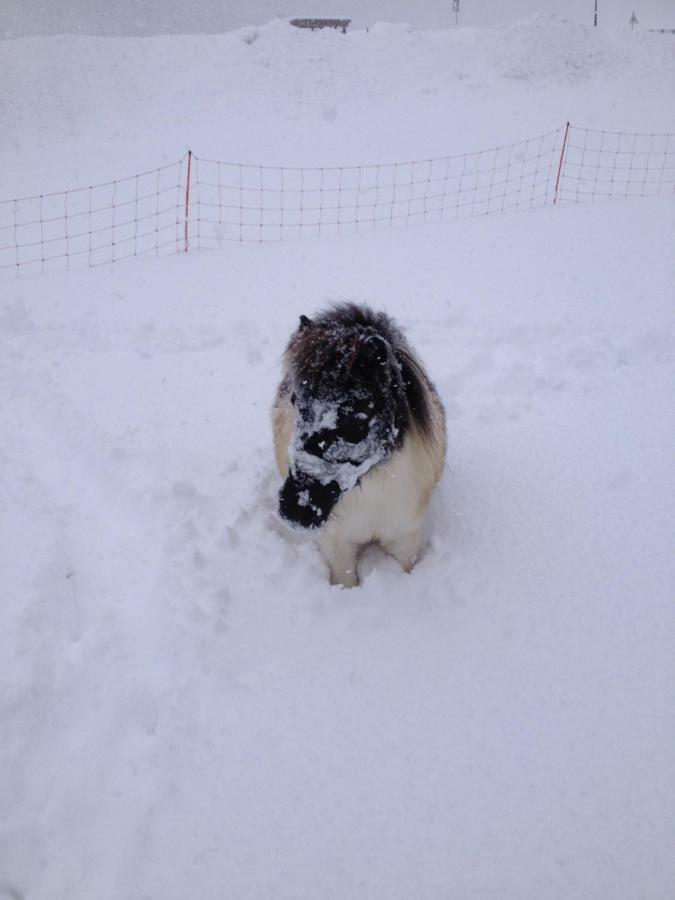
286, 303, 435, 440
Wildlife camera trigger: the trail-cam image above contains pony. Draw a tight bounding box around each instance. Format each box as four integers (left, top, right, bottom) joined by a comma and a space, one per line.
272, 303, 446, 588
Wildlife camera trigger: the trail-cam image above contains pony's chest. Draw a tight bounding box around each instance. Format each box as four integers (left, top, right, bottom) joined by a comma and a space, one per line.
326, 437, 423, 542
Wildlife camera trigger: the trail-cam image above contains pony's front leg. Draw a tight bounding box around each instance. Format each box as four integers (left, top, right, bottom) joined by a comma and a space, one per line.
382, 526, 423, 573
318, 532, 360, 588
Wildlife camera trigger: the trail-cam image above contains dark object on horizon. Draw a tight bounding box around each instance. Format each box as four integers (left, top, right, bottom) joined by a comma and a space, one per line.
290, 18, 351, 34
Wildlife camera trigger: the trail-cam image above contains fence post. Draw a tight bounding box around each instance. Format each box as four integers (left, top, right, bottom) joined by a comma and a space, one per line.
184, 150, 193, 252
553, 123, 570, 205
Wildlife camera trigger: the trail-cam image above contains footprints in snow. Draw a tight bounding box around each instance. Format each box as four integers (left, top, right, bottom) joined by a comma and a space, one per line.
163, 462, 311, 628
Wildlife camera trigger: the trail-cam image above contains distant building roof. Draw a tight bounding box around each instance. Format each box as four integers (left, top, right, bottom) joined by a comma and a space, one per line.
290, 18, 351, 34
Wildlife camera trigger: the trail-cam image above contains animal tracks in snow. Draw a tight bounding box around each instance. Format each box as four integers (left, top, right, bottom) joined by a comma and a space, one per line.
160, 461, 318, 627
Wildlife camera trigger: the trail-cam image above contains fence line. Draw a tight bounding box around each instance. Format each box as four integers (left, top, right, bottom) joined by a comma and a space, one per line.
191, 127, 563, 247
0, 159, 185, 273
557, 127, 674, 203
1, 124, 673, 275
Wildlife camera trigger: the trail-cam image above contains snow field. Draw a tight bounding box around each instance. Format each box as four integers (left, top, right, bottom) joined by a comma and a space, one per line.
2, 195, 674, 898
1, 14, 674, 900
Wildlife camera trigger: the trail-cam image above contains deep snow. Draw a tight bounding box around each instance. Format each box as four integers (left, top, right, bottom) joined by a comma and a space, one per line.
1, 14, 674, 900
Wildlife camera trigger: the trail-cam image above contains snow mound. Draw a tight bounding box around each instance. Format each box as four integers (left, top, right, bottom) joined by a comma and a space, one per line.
492, 12, 675, 83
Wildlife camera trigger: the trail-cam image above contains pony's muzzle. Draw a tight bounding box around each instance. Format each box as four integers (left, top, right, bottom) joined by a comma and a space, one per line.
278, 472, 341, 530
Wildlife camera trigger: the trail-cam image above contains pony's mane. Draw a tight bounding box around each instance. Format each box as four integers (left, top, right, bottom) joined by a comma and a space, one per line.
288, 302, 435, 440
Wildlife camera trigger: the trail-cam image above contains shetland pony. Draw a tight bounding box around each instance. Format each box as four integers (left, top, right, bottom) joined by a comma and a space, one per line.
273, 303, 446, 587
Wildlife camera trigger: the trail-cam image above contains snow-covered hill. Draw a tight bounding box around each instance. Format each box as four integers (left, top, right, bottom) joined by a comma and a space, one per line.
2, 15, 673, 198
1, 16, 673, 900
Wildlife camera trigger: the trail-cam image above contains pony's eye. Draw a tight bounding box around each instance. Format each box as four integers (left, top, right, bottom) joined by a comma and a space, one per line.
290, 393, 296, 406
340, 418, 369, 444
304, 429, 335, 457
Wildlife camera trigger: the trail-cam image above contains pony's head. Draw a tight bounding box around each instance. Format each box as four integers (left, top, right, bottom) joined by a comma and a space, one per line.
279, 308, 411, 529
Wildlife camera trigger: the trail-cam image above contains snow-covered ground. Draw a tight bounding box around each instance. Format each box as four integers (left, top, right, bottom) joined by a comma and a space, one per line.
1, 15, 674, 900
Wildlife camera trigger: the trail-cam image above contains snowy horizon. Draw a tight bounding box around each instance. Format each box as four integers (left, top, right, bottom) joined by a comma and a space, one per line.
2, 0, 675, 39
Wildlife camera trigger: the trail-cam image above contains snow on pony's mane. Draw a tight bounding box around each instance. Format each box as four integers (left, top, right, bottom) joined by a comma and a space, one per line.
287, 302, 435, 442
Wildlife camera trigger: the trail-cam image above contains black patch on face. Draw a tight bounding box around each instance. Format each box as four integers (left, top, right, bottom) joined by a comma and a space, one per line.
298, 402, 372, 462
294, 389, 395, 467
279, 472, 341, 529
334, 414, 369, 446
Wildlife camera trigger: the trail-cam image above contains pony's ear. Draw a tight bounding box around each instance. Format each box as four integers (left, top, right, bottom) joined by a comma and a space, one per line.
362, 332, 389, 365
299, 314, 313, 330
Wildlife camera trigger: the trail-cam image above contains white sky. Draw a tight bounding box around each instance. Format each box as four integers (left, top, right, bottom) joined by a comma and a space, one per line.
2, 0, 674, 38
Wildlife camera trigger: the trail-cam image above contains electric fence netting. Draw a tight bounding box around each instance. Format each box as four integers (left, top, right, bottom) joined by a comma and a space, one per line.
190, 127, 562, 248
556, 127, 674, 203
0, 160, 186, 274
1, 125, 672, 275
